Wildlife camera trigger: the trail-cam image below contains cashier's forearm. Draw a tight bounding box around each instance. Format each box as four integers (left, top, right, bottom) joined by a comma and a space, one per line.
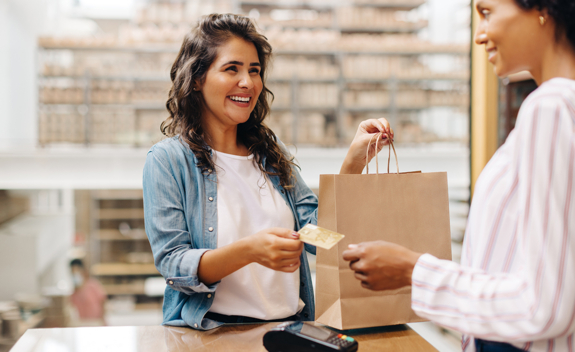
197, 238, 253, 286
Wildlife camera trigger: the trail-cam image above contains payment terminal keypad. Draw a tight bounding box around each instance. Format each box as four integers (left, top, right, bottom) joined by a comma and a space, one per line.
327, 334, 355, 347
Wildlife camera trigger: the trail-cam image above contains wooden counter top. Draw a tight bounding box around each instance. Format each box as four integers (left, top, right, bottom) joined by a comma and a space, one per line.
11, 323, 437, 352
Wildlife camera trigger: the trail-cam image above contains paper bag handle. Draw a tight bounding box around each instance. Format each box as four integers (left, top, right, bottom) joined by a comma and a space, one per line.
365, 132, 399, 175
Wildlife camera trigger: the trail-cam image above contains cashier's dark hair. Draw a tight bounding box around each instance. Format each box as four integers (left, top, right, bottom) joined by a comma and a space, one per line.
162, 13, 297, 188
513, 0, 575, 49
70, 259, 84, 268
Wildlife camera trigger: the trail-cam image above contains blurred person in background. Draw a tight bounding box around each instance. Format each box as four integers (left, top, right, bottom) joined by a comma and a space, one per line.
143, 13, 393, 331
342, 0, 575, 351
70, 259, 107, 326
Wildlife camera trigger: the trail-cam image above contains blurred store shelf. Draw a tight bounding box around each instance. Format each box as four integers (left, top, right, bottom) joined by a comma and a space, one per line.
237, 0, 427, 9
36, 0, 470, 148
91, 263, 158, 277
36, 44, 469, 55
96, 229, 147, 241
97, 209, 145, 220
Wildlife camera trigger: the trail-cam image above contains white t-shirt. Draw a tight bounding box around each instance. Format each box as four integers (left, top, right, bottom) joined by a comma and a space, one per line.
208, 150, 303, 320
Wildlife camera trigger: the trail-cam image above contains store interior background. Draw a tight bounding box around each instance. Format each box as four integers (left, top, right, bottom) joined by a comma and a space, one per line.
0, 0, 517, 350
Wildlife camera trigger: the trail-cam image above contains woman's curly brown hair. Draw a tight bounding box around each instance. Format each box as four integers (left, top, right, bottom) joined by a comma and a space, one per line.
161, 13, 297, 188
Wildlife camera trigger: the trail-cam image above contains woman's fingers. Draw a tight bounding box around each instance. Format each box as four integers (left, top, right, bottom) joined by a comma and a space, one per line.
354, 272, 369, 282
277, 239, 304, 253
268, 229, 304, 252
361, 119, 385, 134
342, 246, 361, 262
268, 227, 300, 239
280, 261, 301, 272
281, 257, 301, 266
273, 238, 303, 259
361, 118, 391, 135
374, 118, 389, 135
359, 119, 393, 154
378, 118, 392, 135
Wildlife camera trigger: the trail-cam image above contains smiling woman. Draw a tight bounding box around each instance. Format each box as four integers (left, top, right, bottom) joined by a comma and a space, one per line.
142, 13, 393, 331
198, 37, 264, 153
342, 0, 575, 351
160, 14, 289, 186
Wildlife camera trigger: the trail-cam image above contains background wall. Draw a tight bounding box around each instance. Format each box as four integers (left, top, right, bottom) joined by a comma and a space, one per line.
0, 0, 47, 149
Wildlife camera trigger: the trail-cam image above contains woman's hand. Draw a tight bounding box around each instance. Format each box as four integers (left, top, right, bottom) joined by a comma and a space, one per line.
340, 118, 394, 174
342, 241, 421, 291
197, 228, 303, 285
246, 228, 303, 273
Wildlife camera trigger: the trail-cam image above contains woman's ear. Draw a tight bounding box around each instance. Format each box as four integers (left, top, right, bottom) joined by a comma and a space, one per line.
192, 80, 201, 92
538, 8, 549, 26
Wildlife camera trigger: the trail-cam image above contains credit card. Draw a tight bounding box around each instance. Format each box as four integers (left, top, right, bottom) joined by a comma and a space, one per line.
298, 224, 345, 250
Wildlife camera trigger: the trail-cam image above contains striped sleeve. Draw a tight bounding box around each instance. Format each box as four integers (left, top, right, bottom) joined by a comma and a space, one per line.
411, 95, 575, 342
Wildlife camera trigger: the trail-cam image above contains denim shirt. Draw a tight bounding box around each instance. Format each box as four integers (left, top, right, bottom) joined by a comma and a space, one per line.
143, 136, 318, 330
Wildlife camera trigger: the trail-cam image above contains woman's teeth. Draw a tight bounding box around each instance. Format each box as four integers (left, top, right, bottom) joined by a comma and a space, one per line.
229, 96, 250, 102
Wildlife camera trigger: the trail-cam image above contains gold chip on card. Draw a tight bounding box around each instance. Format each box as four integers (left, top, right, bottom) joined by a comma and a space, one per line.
298, 224, 345, 250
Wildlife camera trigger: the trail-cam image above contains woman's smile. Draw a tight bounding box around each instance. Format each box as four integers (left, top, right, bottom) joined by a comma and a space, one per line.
487, 48, 498, 63
227, 94, 252, 108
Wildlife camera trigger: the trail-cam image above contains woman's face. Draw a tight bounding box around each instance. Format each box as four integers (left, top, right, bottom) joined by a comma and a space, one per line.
199, 37, 263, 129
474, 0, 548, 77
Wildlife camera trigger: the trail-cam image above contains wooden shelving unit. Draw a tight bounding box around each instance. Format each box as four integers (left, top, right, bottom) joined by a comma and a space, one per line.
96, 229, 147, 241
97, 209, 145, 220
101, 282, 146, 295
88, 190, 162, 299
91, 263, 158, 276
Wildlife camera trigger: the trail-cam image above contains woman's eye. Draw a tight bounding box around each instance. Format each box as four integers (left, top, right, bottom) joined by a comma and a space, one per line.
226, 66, 238, 72
250, 69, 260, 75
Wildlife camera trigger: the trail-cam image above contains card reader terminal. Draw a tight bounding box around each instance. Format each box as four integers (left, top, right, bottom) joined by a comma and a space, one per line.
263, 321, 358, 352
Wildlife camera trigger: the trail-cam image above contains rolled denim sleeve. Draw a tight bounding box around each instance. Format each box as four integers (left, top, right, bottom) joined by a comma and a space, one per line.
143, 147, 217, 295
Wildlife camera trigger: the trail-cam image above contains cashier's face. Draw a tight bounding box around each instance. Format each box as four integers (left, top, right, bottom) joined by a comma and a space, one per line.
199, 37, 263, 128
473, 0, 548, 77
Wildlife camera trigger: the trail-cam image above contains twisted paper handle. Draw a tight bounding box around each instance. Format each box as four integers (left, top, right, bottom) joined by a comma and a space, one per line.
365, 132, 399, 175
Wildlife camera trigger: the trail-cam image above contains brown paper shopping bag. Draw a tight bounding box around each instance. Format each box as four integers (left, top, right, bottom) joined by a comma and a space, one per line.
315, 134, 452, 330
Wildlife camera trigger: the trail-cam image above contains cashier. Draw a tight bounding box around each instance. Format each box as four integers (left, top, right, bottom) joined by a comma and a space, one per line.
143, 13, 392, 331
343, 0, 575, 351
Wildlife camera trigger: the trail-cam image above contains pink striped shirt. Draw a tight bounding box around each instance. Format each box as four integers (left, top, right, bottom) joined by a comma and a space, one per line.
411, 78, 575, 352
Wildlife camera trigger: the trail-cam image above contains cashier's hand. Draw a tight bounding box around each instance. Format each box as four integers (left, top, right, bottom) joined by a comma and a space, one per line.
340, 118, 394, 174
342, 241, 422, 291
